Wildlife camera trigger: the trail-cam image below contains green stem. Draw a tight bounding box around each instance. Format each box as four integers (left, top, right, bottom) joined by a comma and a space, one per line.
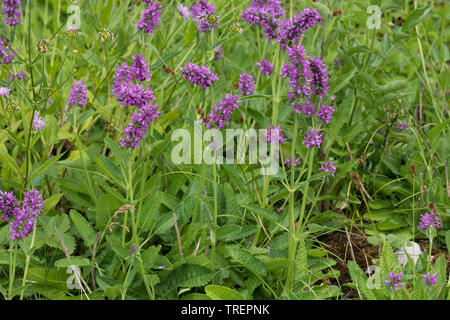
8, 241, 17, 300
127, 152, 154, 300
20, 227, 37, 300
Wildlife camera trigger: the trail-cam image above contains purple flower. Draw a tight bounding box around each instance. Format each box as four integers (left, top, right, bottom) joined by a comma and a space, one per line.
396, 120, 408, 130
131, 54, 152, 81
422, 272, 438, 286
120, 102, 161, 148
204, 92, 240, 129
8, 70, 24, 81
315, 103, 335, 123
9, 189, 44, 240
284, 154, 301, 168
264, 124, 284, 144
276, 8, 322, 49
300, 100, 315, 115
179, 62, 218, 89
418, 209, 440, 232
385, 271, 406, 291
0, 37, 15, 65
241, 0, 285, 40
303, 127, 323, 148
309, 55, 328, 99
177, 4, 190, 19
0, 86, 10, 97
68, 80, 88, 107
32, 112, 45, 132
213, 46, 223, 61
319, 161, 336, 177
137, 1, 163, 35
281, 44, 311, 101
256, 59, 273, 76
238, 73, 256, 96
112, 55, 155, 108
0, 190, 18, 222
2, 0, 23, 26
191, 0, 218, 33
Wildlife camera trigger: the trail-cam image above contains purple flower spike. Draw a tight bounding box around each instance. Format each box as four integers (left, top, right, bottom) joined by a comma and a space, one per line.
137, 1, 163, 35
177, 4, 190, 19
418, 209, 440, 232
319, 161, 336, 177
316, 103, 335, 123
204, 92, 240, 129
385, 271, 406, 291
9, 189, 44, 240
309, 55, 328, 99
422, 272, 438, 286
120, 102, 161, 149
32, 112, 45, 132
68, 80, 88, 107
264, 124, 284, 144
256, 59, 273, 76
303, 127, 323, 148
0, 37, 15, 65
214, 46, 223, 61
284, 154, 301, 168
238, 73, 256, 96
0, 190, 18, 222
191, 0, 218, 33
179, 62, 218, 89
2, 0, 23, 26
276, 8, 321, 50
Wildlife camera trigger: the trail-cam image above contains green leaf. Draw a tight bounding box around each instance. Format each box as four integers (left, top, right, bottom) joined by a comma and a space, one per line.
43, 193, 63, 212
401, 5, 432, 32
104, 137, 129, 165
205, 285, 246, 300
55, 257, 91, 268
70, 210, 96, 247
241, 204, 279, 223
225, 246, 266, 276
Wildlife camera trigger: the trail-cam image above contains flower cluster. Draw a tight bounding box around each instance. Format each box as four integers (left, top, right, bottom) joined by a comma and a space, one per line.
319, 161, 336, 177
385, 271, 406, 291
0, 37, 15, 65
418, 209, 440, 232
112, 54, 155, 108
316, 103, 335, 123
256, 59, 273, 76
241, 0, 285, 41
264, 124, 284, 144
190, 0, 218, 33
68, 80, 88, 107
120, 102, 161, 148
177, 4, 190, 19
284, 154, 301, 168
179, 62, 218, 89
32, 112, 45, 132
422, 272, 438, 286
137, 1, 163, 35
204, 92, 240, 129
276, 8, 322, 49
0, 86, 10, 97
303, 128, 323, 148
0, 190, 18, 221
112, 54, 160, 148
8, 70, 24, 81
0, 189, 44, 240
238, 73, 256, 96
2, 0, 23, 26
